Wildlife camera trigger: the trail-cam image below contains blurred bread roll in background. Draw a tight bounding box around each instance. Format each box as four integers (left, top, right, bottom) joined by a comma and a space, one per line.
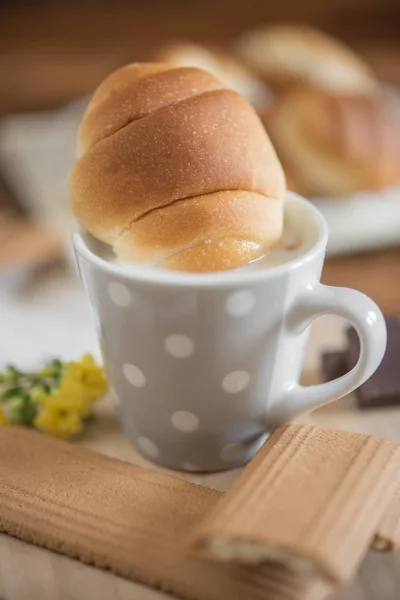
266, 87, 400, 197
70, 63, 285, 272
150, 42, 271, 112
235, 24, 378, 95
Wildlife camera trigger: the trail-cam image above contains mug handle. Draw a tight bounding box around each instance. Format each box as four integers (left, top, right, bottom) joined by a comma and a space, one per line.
269, 283, 387, 424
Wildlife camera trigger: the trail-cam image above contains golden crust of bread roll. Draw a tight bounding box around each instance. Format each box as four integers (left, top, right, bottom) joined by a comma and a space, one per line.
160, 238, 262, 272
150, 42, 271, 112
266, 87, 400, 196
70, 63, 285, 271
114, 191, 282, 270
235, 24, 378, 95
79, 64, 223, 154
73, 87, 283, 242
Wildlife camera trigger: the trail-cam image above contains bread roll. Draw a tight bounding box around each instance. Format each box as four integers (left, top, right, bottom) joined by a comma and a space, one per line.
235, 24, 378, 95
150, 42, 271, 112
266, 87, 400, 196
70, 63, 285, 272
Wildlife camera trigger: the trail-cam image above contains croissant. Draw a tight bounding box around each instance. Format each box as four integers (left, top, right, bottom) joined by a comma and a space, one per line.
70, 63, 285, 272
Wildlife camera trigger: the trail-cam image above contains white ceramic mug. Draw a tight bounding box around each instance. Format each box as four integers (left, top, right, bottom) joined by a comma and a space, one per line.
73, 194, 387, 472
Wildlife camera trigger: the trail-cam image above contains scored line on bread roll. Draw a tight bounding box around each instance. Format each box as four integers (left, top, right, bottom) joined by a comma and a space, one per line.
71, 63, 286, 272
114, 190, 283, 271
79, 65, 224, 154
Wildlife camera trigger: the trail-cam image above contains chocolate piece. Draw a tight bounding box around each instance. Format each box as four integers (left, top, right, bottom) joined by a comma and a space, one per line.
348, 317, 400, 408
192, 424, 400, 585
321, 351, 348, 382
0, 426, 331, 600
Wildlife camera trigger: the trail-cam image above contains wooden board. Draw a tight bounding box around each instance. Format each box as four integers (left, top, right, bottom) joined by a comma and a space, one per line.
2, 315, 400, 600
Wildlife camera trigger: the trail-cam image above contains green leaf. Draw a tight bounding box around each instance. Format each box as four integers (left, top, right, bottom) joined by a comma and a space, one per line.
30, 387, 44, 402
8, 395, 37, 425
40, 358, 64, 381
2, 387, 23, 401
50, 359, 63, 370
4, 366, 22, 382
22, 398, 38, 425
7, 396, 26, 424
25, 374, 42, 385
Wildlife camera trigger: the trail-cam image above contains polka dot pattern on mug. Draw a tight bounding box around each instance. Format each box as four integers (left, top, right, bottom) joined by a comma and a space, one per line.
137, 436, 160, 458
222, 370, 250, 394
225, 290, 255, 317
220, 442, 246, 462
164, 334, 194, 358
171, 411, 199, 432
108, 282, 131, 307
123, 363, 146, 388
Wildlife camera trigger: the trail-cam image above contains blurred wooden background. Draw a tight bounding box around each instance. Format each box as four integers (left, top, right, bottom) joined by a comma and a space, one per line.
0, 0, 399, 314
0, 0, 399, 114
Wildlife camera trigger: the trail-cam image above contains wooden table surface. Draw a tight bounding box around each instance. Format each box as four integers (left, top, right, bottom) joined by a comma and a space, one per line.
1, 313, 400, 600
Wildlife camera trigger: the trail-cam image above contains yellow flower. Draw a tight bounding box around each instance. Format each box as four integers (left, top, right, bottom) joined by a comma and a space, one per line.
34, 390, 85, 438
33, 355, 107, 438
0, 405, 8, 425
63, 354, 108, 402
34, 404, 83, 439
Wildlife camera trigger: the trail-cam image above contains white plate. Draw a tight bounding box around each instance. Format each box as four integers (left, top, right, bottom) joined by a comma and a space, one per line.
314, 186, 400, 256
310, 85, 400, 256
0, 97, 87, 231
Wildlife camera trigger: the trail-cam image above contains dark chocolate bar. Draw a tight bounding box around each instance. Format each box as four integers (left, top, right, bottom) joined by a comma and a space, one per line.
321, 351, 349, 383
347, 317, 399, 408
